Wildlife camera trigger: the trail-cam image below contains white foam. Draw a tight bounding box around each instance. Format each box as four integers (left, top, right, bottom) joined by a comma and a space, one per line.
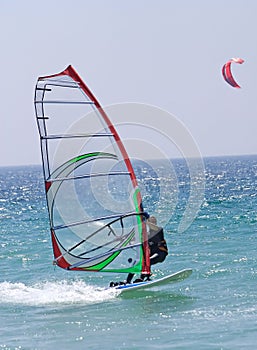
0, 280, 119, 306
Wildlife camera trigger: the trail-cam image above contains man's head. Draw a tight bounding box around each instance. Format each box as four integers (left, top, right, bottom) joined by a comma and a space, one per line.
148, 216, 157, 225
147, 216, 158, 231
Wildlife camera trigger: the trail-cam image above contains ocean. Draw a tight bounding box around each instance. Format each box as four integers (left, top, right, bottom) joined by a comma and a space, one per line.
1, 155, 257, 349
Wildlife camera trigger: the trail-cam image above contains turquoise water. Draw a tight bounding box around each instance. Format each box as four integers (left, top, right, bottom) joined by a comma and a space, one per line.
1, 156, 257, 349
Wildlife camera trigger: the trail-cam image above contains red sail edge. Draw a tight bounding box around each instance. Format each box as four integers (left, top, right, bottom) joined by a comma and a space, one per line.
51, 229, 83, 271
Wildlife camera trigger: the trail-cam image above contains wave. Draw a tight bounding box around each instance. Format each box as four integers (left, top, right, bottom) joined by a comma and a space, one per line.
0, 280, 118, 306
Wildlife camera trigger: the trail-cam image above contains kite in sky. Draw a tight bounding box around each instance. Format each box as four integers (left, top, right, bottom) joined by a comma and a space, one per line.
222, 58, 244, 88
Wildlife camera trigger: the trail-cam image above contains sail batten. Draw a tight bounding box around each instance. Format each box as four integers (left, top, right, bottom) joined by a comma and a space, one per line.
34, 65, 150, 275
38, 78, 81, 86
35, 100, 94, 105
53, 211, 143, 231
42, 133, 114, 139
48, 171, 131, 183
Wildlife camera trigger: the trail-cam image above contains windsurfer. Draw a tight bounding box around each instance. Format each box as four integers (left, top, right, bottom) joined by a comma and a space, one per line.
126, 216, 168, 284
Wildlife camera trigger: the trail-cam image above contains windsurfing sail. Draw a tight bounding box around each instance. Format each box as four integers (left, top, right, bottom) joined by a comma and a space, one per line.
222, 57, 244, 88
34, 65, 150, 275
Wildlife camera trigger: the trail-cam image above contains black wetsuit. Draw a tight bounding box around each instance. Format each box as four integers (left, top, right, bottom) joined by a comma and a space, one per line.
148, 227, 168, 265
126, 226, 168, 283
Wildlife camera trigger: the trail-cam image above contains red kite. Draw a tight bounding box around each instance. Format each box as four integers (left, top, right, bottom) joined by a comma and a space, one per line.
222, 58, 244, 88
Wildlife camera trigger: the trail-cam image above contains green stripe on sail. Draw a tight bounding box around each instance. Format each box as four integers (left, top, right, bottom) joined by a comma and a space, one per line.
81, 228, 142, 273
69, 152, 117, 164
133, 188, 144, 266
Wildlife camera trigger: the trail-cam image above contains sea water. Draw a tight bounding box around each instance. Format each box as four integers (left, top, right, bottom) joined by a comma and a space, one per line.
1, 156, 257, 349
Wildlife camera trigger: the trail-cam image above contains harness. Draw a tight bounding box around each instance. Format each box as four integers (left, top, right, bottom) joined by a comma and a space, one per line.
158, 239, 168, 254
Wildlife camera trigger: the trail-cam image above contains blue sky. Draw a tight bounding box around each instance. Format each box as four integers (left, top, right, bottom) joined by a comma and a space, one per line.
1, 0, 256, 166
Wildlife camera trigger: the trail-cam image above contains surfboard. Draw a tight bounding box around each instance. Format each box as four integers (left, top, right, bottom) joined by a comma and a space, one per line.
112, 268, 192, 293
